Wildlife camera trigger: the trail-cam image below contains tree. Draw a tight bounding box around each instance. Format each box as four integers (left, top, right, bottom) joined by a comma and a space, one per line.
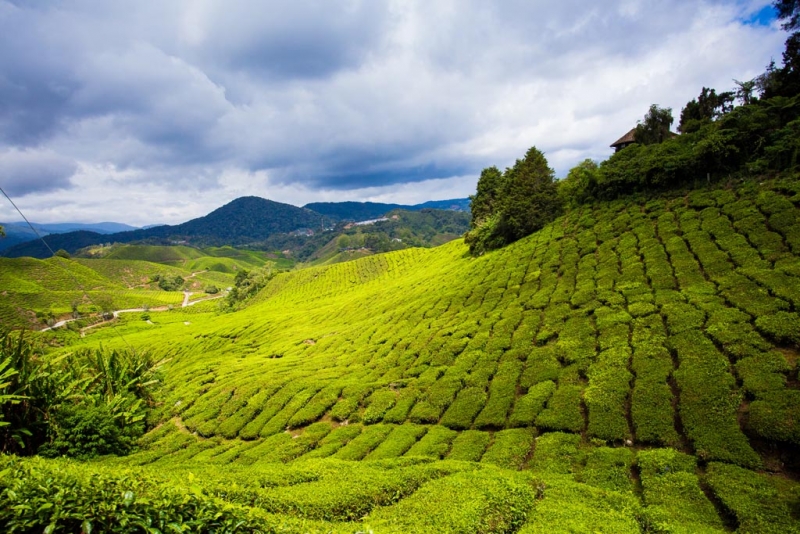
678, 87, 735, 133
0, 225, 4, 238
767, 1, 800, 97
337, 234, 351, 250
54, 249, 71, 259
469, 166, 505, 225
734, 79, 758, 105
497, 147, 561, 242
558, 159, 599, 207
634, 105, 674, 145
775, 0, 799, 31
465, 147, 562, 255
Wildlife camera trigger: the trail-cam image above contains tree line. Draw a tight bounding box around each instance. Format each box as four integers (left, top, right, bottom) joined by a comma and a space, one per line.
467, 1, 800, 255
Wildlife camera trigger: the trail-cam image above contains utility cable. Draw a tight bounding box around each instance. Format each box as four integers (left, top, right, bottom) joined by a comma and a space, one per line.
0, 184, 136, 353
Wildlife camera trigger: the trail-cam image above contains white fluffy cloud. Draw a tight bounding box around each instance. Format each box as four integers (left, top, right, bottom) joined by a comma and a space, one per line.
0, 0, 787, 225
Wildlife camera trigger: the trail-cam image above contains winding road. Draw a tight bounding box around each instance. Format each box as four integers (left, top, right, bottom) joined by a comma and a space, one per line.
40, 290, 226, 334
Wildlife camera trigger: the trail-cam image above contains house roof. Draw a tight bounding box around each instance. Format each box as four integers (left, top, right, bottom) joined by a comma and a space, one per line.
610, 128, 637, 148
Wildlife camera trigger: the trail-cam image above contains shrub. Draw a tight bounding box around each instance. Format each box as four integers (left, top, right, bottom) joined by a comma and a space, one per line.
481, 428, 536, 470
529, 432, 582, 474
39, 403, 143, 460
637, 449, 724, 533
509, 380, 556, 427
705, 462, 799, 534
535, 385, 584, 433
405, 425, 458, 459
579, 447, 634, 493
447, 430, 491, 462
440, 387, 486, 429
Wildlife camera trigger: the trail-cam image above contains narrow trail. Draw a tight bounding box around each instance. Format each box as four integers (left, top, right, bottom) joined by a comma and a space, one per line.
40, 289, 226, 334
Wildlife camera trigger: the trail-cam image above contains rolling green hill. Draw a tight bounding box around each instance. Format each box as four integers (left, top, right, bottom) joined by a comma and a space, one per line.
13, 177, 799, 532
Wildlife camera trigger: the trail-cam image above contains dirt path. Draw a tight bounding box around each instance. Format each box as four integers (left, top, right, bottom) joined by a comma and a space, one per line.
40, 291, 226, 335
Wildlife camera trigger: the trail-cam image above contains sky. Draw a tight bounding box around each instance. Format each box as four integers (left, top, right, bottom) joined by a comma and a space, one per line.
0, 0, 789, 226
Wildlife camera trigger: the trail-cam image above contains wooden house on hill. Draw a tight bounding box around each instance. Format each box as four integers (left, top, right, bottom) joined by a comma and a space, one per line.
611, 127, 678, 152
610, 128, 637, 152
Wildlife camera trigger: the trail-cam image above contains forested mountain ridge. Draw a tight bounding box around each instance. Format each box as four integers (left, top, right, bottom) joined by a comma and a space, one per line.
2, 196, 326, 258
303, 198, 470, 220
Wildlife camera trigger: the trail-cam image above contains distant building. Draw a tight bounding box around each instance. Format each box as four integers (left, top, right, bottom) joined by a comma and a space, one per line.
611, 127, 678, 152
610, 128, 637, 152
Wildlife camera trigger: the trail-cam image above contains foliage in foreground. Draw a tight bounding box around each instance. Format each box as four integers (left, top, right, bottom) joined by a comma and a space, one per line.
0, 332, 163, 458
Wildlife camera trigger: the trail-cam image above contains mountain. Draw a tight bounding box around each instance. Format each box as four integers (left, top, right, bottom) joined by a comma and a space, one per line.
0, 221, 139, 252
303, 198, 470, 220
33, 222, 139, 234
2, 197, 324, 258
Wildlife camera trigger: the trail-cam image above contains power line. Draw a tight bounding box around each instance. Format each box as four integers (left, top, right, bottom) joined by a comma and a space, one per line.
0, 184, 136, 353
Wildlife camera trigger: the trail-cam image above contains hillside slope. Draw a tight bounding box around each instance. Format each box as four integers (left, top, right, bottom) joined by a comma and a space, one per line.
43, 178, 800, 532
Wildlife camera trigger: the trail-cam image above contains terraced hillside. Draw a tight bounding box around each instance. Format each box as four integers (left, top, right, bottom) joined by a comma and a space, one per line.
29, 178, 799, 532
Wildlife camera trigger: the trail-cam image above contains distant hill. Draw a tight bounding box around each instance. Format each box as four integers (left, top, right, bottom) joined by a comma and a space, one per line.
303, 198, 470, 220
0, 221, 138, 251
3, 197, 324, 258
35, 222, 139, 234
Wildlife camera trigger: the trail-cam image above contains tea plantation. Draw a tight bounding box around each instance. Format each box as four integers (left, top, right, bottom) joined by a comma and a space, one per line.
3, 178, 800, 532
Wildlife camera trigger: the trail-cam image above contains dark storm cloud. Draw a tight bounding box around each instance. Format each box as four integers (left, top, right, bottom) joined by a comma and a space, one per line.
0, 149, 76, 196
189, 1, 390, 79
0, 0, 787, 225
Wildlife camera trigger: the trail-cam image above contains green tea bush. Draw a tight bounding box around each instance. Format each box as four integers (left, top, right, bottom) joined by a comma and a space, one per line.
381, 388, 419, 424
579, 447, 634, 493
366, 424, 427, 460
0, 455, 276, 533
746, 390, 800, 444
481, 428, 535, 470
334, 424, 393, 461
736, 352, 790, 396
440, 386, 486, 429
366, 469, 536, 533
584, 347, 632, 441
302, 424, 362, 459
405, 425, 457, 459
671, 330, 761, 467
519, 474, 642, 534
509, 380, 556, 427
447, 430, 491, 462
259, 386, 321, 437
520, 346, 561, 388
637, 449, 724, 533
238, 383, 303, 439
474, 360, 522, 428
705, 462, 800, 534
535, 385, 584, 433
755, 311, 800, 344
529, 432, 583, 475
287, 385, 341, 428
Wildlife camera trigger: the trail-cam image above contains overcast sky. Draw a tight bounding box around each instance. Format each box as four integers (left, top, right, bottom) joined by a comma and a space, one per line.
0, 0, 788, 226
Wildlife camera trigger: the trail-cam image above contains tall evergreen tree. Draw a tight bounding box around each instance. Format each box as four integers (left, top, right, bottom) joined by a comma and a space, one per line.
465, 147, 562, 255
469, 166, 504, 226
497, 147, 561, 243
